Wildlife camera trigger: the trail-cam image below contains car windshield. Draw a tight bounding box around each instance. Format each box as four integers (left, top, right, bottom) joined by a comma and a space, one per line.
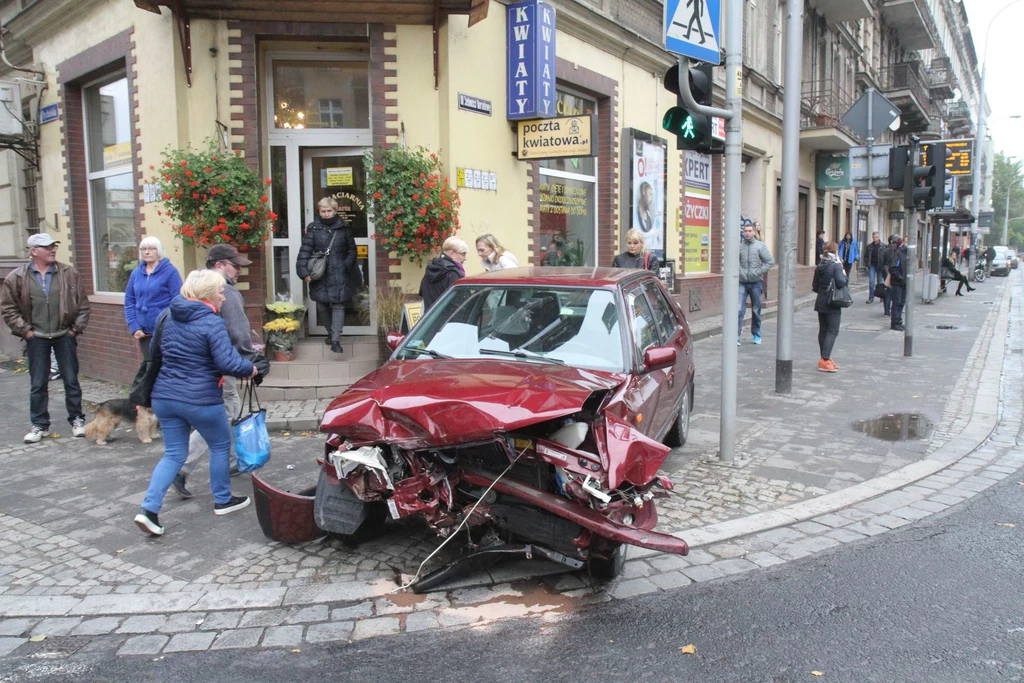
396, 285, 626, 372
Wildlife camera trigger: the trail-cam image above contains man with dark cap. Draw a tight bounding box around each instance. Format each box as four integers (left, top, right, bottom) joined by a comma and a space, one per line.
886, 236, 908, 331
173, 244, 268, 498
0, 234, 90, 442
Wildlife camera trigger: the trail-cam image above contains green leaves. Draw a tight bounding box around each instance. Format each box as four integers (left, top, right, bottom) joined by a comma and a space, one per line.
364, 146, 461, 265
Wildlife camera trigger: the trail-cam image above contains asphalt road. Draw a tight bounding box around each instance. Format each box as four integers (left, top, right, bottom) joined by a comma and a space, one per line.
6, 459, 1021, 683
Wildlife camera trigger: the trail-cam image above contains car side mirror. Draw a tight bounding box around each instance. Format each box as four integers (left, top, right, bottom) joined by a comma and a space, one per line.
385, 332, 404, 352
643, 346, 676, 372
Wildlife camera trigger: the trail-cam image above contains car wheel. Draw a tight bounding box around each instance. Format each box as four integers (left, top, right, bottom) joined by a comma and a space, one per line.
664, 382, 691, 448
588, 543, 625, 579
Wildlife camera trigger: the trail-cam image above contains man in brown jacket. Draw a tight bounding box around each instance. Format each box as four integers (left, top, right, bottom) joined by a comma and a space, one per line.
0, 234, 90, 442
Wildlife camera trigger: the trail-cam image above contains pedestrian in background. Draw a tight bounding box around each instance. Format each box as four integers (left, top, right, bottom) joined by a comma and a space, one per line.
984, 244, 996, 276
941, 250, 974, 296
173, 244, 269, 500
124, 236, 182, 361
477, 234, 519, 271
838, 231, 859, 277
612, 228, 660, 271
738, 223, 775, 346
0, 234, 90, 443
960, 245, 970, 268
134, 269, 257, 537
296, 196, 357, 355
863, 232, 883, 304
880, 235, 897, 316
812, 241, 847, 373
815, 229, 825, 264
887, 236, 908, 331
420, 236, 468, 310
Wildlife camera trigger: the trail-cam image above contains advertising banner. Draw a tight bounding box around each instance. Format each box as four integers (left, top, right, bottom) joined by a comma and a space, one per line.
626, 130, 668, 257
506, 0, 556, 120
683, 152, 712, 274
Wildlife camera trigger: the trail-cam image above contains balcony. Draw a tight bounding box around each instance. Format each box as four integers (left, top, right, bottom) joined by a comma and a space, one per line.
927, 57, 955, 102
880, 0, 935, 50
879, 62, 932, 133
800, 80, 861, 151
816, 0, 872, 24
945, 100, 974, 137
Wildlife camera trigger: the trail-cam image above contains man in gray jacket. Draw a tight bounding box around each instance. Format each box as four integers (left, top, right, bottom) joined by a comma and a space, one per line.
738, 224, 775, 345
173, 244, 267, 497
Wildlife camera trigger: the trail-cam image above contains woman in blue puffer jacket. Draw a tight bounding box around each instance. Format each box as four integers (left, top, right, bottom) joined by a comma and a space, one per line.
134, 269, 257, 537
124, 236, 183, 360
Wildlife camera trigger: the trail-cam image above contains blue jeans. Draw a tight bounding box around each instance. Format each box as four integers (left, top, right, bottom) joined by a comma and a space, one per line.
26, 334, 83, 429
738, 281, 763, 337
868, 266, 879, 301
143, 398, 233, 513
890, 284, 906, 324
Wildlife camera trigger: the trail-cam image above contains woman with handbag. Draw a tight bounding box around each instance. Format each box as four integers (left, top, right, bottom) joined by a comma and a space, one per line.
612, 228, 660, 271
133, 269, 257, 537
812, 241, 849, 373
295, 197, 357, 354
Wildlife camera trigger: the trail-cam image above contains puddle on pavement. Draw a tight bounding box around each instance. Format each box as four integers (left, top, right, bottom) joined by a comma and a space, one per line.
852, 412, 934, 441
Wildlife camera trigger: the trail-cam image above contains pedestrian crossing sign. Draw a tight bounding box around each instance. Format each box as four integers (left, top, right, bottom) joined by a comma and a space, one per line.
664, 0, 722, 65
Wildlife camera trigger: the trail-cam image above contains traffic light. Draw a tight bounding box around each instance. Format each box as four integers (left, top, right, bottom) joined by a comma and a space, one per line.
905, 160, 937, 210
929, 143, 949, 209
663, 63, 713, 151
888, 145, 909, 191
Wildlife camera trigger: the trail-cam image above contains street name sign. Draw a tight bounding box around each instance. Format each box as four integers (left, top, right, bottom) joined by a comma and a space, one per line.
663, 0, 722, 64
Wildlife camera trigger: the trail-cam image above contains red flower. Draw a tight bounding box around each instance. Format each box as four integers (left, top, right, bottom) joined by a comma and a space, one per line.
418, 207, 427, 216
412, 193, 420, 201
239, 205, 246, 211
373, 192, 381, 199
192, 192, 200, 199
260, 195, 268, 203
185, 170, 193, 177
265, 178, 272, 185
149, 165, 155, 170
375, 165, 384, 172
180, 160, 188, 166
204, 166, 212, 172
240, 222, 250, 230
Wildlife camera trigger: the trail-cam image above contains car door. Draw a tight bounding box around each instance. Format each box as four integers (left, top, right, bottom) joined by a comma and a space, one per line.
623, 284, 665, 439
643, 280, 690, 435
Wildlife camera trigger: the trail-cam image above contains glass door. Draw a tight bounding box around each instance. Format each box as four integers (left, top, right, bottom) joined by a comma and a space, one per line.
301, 148, 373, 335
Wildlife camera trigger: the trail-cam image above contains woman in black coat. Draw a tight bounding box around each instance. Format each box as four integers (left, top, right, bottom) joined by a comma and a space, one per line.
295, 197, 357, 354
419, 237, 468, 310
811, 241, 848, 374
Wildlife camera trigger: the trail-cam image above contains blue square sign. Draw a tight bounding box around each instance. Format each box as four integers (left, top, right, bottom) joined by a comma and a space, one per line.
664, 0, 722, 65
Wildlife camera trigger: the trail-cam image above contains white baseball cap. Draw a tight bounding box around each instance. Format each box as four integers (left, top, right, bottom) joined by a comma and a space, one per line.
27, 234, 59, 248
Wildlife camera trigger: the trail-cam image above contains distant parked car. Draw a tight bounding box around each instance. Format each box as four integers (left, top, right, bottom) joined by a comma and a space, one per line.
990, 246, 1012, 276
1008, 249, 1018, 270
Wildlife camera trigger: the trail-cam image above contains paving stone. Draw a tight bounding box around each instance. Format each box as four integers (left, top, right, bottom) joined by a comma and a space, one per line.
745, 552, 786, 568
607, 578, 659, 599
117, 634, 169, 656
211, 628, 264, 650
890, 506, 934, 521
712, 558, 758, 576
437, 608, 479, 627
844, 521, 892, 536
163, 631, 217, 653
649, 571, 693, 590
352, 617, 401, 641
31, 617, 82, 637
811, 513, 853, 528
287, 604, 329, 624
305, 621, 354, 643
0, 618, 36, 636
755, 527, 806, 545
404, 611, 441, 633
706, 543, 747, 559
70, 616, 122, 636
262, 625, 304, 648
825, 527, 868, 544
908, 500, 950, 514
619, 561, 654, 579
681, 564, 726, 583
117, 615, 168, 634
680, 548, 717, 565
871, 514, 911, 530
331, 603, 373, 621
202, 611, 243, 631
159, 612, 204, 633
647, 555, 690, 572
239, 609, 289, 628
928, 493, 966, 507
0, 637, 26, 658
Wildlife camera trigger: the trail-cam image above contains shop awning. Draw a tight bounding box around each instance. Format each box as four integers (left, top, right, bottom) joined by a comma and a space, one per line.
135, 0, 488, 25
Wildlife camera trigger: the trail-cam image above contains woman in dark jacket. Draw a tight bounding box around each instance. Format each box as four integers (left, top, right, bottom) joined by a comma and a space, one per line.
941, 251, 975, 296
295, 197, 357, 354
124, 236, 182, 360
133, 269, 257, 537
811, 241, 848, 374
612, 228, 660, 271
419, 237, 468, 310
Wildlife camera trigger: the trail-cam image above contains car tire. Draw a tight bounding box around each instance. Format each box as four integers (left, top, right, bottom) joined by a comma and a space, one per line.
664, 382, 692, 448
588, 542, 625, 580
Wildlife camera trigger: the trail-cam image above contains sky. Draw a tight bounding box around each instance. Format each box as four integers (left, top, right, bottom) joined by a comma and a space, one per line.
961, 0, 1024, 163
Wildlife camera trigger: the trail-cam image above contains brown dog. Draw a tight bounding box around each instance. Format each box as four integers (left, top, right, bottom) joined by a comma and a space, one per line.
84, 399, 159, 445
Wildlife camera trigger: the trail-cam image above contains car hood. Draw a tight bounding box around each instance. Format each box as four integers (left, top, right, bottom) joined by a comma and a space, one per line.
321, 359, 625, 447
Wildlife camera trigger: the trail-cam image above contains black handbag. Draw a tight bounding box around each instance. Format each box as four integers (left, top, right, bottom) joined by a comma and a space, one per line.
873, 281, 888, 299
826, 276, 854, 308
129, 310, 169, 407
307, 230, 339, 282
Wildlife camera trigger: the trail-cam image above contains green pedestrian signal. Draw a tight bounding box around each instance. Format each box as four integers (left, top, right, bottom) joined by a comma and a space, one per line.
662, 62, 717, 152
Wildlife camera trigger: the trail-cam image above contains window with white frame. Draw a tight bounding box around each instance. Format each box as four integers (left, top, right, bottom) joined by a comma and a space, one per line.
84, 73, 133, 293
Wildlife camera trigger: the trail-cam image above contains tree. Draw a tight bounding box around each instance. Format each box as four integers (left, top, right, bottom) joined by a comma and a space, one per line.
991, 151, 1024, 247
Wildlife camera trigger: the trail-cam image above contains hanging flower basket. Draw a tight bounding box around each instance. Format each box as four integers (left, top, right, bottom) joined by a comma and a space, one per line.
365, 146, 461, 265
149, 140, 276, 252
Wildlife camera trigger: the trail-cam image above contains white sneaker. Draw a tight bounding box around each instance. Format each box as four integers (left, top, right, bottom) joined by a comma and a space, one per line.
71, 417, 86, 438
24, 426, 49, 443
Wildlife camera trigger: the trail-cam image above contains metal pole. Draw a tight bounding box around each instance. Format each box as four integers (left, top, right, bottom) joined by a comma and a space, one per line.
905, 141, 918, 357
1003, 181, 1014, 246
718, 0, 744, 463
774, 0, 803, 395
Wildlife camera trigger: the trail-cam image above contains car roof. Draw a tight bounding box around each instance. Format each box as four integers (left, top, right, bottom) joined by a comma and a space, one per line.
459, 267, 654, 288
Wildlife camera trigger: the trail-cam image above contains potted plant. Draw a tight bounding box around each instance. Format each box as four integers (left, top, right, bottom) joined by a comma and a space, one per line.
375, 286, 408, 359
265, 301, 306, 323
148, 140, 276, 252
263, 318, 300, 362
365, 146, 461, 265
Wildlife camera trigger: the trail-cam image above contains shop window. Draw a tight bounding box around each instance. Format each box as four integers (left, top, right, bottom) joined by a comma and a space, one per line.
272, 60, 369, 129
84, 73, 133, 293
539, 90, 597, 267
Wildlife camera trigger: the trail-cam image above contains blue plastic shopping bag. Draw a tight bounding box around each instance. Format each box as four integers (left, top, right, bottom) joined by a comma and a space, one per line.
233, 380, 271, 472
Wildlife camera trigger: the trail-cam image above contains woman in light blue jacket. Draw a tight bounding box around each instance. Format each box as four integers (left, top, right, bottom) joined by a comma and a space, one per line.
838, 232, 859, 277
124, 236, 182, 360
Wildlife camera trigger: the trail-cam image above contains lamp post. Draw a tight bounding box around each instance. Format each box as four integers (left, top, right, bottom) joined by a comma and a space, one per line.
970, 0, 1024, 275
1003, 158, 1020, 245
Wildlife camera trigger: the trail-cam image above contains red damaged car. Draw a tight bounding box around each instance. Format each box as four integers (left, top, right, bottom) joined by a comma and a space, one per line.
254, 268, 694, 587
